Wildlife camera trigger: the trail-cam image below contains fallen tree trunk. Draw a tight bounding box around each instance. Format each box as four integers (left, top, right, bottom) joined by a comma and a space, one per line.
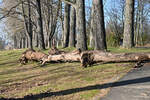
41, 48, 81, 65
80, 50, 150, 67
19, 49, 48, 64
45, 52, 80, 62
41, 49, 150, 67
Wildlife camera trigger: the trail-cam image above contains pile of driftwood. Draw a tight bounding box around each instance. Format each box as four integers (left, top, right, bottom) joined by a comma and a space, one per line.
19, 47, 150, 68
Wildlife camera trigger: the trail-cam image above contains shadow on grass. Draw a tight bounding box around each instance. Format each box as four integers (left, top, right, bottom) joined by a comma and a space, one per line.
1, 76, 150, 100
135, 47, 150, 49
0, 61, 17, 67
0, 74, 42, 85
0, 65, 40, 76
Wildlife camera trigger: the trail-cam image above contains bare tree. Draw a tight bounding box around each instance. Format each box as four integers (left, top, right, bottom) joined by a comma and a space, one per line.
69, 6, 76, 47
61, 0, 87, 51
36, 0, 45, 49
22, 0, 33, 49
92, 0, 107, 50
105, 0, 125, 47
123, 0, 135, 48
63, 4, 70, 48
89, 3, 95, 48
42, 0, 61, 48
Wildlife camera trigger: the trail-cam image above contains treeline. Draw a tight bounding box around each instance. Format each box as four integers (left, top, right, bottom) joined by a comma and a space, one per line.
0, 0, 150, 51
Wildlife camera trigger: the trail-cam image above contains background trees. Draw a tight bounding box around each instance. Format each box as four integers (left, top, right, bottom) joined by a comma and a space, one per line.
105, 0, 125, 47
134, 0, 150, 46
0, 0, 150, 50
36, 0, 45, 49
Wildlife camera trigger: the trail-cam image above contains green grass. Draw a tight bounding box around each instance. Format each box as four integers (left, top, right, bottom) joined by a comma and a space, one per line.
108, 47, 150, 53
80, 90, 99, 100
0, 47, 149, 100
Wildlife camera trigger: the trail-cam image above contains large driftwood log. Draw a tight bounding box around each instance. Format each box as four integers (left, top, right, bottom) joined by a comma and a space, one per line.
42, 49, 150, 68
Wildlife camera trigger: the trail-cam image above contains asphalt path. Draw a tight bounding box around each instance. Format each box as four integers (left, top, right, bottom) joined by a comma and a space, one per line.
102, 63, 150, 100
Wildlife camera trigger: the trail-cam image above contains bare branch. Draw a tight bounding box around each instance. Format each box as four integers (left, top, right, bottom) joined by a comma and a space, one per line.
0, 2, 22, 20
61, 0, 76, 8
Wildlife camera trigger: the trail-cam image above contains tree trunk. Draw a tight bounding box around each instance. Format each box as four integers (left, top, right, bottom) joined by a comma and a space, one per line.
28, 34, 33, 49
36, 0, 45, 49
47, 0, 61, 48
80, 51, 150, 67
63, 4, 70, 48
42, 48, 81, 65
35, 33, 39, 47
41, 48, 150, 68
76, 0, 87, 51
20, 38, 22, 49
90, 3, 95, 48
22, 37, 26, 48
92, 0, 107, 50
123, 0, 135, 48
134, 0, 139, 46
14, 35, 17, 49
48, 37, 52, 48
25, 37, 29, 48
27, 0, 33, 49
69, 6, 76, 47
22, 0, 33, 49
61, 0, 87, 50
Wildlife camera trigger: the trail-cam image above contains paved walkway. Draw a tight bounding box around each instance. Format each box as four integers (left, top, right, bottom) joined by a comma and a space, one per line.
102, 63, 150, 100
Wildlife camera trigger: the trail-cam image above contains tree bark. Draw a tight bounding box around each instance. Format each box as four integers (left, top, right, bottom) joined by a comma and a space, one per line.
27, 0, 33, 49
36, 0, 45, 49
123, 0, 135, 48
63, 4, 70, 48
13, 35, 17, 49
92, 0, 107, 50
25, 37, 29, 48
69, 6, 76, 47
35, 33, 39, 47
135, 0, 144, 46
76, 0, 87, 51
22, 37, 26, 48
80, 51, 150, 67
20, 38, 22, 49
42, 48, 81, 65
90, 3, 95, 48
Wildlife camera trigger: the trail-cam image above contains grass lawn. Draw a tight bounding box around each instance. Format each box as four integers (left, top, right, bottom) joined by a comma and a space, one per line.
0, 47, 150, 100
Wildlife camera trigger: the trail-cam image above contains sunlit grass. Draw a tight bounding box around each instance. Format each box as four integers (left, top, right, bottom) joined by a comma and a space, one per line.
0, 47, 149, 100
108, 47, 150, 53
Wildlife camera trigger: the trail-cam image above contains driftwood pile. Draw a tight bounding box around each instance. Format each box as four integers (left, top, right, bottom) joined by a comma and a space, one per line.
19, 48, 150, 68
